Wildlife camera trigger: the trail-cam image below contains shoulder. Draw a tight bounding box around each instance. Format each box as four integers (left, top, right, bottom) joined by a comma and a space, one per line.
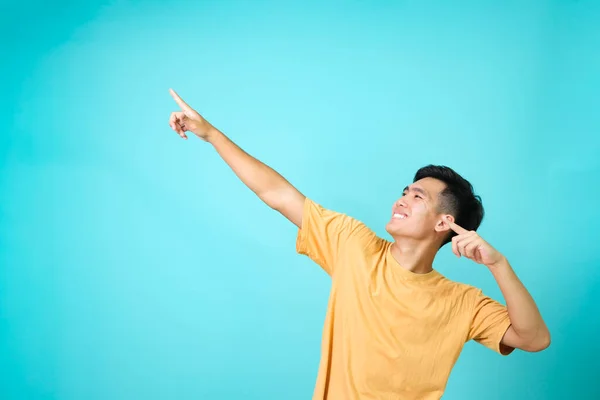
431, 275, 483, 305
299, 197, 386, 257
304, 198, 380, 238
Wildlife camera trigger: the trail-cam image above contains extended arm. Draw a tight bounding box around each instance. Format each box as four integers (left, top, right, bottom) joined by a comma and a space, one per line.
209, 130, 305, 227
167, 88, 305, 228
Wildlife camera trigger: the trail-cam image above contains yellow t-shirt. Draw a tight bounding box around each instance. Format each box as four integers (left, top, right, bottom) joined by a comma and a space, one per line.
296, 198, 513, 400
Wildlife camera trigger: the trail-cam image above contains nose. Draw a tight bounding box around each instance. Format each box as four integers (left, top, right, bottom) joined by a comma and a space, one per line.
396, 199, 407, 208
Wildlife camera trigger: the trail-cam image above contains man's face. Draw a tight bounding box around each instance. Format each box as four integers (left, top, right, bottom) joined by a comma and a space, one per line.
385, 177, 448, 240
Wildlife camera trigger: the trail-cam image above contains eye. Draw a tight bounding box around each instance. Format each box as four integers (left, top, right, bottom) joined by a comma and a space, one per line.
415, 194, 422, 199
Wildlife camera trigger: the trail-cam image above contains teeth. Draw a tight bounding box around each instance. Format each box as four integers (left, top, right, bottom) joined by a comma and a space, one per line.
393, 213, 407, 219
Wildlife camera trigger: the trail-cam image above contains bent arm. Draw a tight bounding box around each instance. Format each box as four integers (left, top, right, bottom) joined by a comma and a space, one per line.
490, 259, 551, 352
209, 128, 305, 228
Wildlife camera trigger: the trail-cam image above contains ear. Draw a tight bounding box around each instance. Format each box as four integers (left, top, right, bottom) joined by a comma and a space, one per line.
434, 214, 454, 233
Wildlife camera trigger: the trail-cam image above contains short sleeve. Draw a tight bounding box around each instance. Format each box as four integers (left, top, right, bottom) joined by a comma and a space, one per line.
468, 290, 514, 356
296, 197, 376, 276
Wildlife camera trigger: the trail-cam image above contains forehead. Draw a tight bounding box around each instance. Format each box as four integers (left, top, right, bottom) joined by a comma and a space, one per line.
409, 177, 447, 198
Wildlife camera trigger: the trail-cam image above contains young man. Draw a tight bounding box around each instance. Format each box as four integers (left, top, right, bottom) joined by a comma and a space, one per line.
167, 89, 550, 399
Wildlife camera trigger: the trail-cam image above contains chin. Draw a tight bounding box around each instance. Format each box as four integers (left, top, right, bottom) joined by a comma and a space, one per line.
385, 225, 393, 236
385, 221, 404, 237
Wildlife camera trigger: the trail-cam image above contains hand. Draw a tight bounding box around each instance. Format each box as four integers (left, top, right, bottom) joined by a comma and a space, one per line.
446, 217, 505, 268
168, 88, 217, 142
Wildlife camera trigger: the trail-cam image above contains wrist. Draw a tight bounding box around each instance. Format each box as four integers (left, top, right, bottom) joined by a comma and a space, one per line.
206, 126, 223, 144
486, 255, 509, 272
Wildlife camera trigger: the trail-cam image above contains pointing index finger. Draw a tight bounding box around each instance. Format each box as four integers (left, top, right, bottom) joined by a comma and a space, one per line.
169, 88, 192, 112
446, 217, 469, 235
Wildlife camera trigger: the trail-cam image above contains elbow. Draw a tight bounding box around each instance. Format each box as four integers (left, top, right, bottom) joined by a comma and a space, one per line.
258, 189, 283, 210
259, 186, 291, 210
528, 330, 551, 352
537, 332, 551, 351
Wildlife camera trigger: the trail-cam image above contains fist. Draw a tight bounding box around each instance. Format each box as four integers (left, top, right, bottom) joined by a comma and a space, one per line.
168, 88, 216, 142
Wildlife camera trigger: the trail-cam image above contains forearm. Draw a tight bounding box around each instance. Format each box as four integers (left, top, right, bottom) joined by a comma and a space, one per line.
489, 258, 550, 344
208, 128, 298, 208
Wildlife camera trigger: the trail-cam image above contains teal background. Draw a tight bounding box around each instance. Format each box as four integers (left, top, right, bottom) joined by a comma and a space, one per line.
1, 0, 599, 399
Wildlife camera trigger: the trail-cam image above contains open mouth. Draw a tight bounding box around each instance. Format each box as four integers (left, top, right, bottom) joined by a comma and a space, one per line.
392, 212, 408, 220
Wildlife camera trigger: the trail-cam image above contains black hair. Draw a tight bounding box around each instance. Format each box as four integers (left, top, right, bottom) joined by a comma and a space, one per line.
413, 165, 484, 247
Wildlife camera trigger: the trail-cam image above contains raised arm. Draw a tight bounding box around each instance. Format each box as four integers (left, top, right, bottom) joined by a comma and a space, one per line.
167, 89, 305, 227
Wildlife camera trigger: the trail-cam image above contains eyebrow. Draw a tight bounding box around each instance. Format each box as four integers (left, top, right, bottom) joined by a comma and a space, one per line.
403, 185, 430, 199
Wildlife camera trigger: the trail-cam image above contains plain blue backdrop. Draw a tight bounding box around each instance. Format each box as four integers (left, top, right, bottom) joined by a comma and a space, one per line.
1, 0, 599, 398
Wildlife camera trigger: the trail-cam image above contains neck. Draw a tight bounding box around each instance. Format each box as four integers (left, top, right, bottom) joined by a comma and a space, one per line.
390, 236, 439, 274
